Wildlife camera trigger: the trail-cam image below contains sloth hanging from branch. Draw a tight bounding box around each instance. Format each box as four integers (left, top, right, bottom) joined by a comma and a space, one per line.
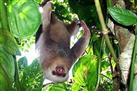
36, 0, 91, 82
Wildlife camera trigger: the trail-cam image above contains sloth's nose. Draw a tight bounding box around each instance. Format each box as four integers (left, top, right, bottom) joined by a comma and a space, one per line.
52, 66, 66, 77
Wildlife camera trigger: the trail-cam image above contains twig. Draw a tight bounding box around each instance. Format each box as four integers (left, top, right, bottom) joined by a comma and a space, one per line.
94, 0, 118, 63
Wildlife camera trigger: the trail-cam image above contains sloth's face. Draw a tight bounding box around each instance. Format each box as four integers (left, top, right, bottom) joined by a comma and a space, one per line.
44, 57, 72, 82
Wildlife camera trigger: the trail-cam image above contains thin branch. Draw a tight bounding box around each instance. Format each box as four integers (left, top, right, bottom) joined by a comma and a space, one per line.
94, 0, 118, 65
108, 54, 114, 74
128, 26, 137, 91
100, 74, 112, 81
14, 58, 23, 91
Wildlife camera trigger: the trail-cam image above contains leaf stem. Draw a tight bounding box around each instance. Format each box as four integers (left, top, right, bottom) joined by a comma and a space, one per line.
95, 37, 104, 91
107, 0, 112, 8
14, 58, 23, 91
128, 26, 137, 91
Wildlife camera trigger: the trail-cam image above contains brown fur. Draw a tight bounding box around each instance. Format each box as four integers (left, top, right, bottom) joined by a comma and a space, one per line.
36, 1, 90, 82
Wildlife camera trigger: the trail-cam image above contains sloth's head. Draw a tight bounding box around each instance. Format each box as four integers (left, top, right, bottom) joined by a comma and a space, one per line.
43, 57, 72, 82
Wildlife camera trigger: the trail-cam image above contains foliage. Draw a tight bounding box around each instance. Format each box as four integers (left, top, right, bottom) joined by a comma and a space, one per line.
68, 0, 100, 27
72, 55, 98, 91
0, 0, 43, 90
0, 49, 15, 90
8, 0, 41, 38
53, 0, 75, 22
42, 83, 68, 91
1, 0, 137, 91
0, 0, 113, 90
108, 7, 137, 26
18, 58, 43, 91
108, 6, 137, 91
0, 31, 19, 55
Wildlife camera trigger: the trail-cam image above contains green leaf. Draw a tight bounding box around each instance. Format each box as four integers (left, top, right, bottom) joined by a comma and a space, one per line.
42, 84, 67, 91
0, 31, 20, 55
20, 59, 43, 91
0, 49, 15, 87
72, 55, 98, 91
18, 56, 28, 70
0, 68, 15, 90
101, 60, 110, 70
0, 73, 10, 90
8, 0, 41, 38
108, 7, 137, 26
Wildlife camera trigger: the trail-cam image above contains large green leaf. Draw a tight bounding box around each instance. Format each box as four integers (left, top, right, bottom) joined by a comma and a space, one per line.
20, 59, 43, 91
0, 49, 15, 90
108, 7, 137, 26
0, 31, 19, 55
8, 0, 41, 38
18, 56, 28, 70
72, 54, 98, 91
42, 84, 67, 91
0, 72, 10, 90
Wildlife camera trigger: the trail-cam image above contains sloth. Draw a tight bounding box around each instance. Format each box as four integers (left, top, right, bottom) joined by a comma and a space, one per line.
36, 1, 90, 82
